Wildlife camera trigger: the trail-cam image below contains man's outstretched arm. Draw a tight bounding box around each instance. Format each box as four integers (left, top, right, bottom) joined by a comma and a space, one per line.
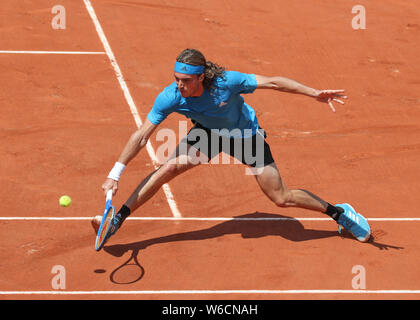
254, 74, 347, 112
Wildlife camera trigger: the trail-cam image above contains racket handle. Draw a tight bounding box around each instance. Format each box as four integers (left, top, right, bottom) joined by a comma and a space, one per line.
106, 189, 113, 201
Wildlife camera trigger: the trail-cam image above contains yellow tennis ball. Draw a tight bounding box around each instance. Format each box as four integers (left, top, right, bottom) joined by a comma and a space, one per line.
59, 195, 72, 207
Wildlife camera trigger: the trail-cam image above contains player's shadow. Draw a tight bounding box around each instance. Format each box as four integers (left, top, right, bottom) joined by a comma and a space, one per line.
104, 212, 403, 284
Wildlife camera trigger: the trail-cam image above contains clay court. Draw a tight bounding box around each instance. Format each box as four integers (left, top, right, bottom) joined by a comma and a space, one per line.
1, 0, 420, 301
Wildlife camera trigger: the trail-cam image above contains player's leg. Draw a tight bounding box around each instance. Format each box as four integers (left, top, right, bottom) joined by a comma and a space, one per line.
92, 143, 208, 235
124, 142, 207, 212
254, 162, 332, 213
92, 141, 208, 236
221, 126, 368, 239
101, 123, 215, 236
254, 163, 371, 241
123, 123, 213, 214
252, 145, 370, 242
235, 129, 342, 217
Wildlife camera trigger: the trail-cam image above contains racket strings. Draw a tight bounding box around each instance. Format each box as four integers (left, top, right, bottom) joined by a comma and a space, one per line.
99, 215, 112, 239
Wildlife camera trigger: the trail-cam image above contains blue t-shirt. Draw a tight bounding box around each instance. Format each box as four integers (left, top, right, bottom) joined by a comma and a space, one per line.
147, 71, 259, 138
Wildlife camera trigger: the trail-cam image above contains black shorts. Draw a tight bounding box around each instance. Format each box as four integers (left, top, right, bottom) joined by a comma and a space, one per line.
183, 121, 275, 168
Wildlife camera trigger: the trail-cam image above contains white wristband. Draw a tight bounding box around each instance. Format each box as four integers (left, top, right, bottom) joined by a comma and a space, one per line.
107, 162, 126, 181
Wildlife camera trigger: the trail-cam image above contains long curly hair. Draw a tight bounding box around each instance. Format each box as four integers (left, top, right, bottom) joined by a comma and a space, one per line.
176, 48, 225, 90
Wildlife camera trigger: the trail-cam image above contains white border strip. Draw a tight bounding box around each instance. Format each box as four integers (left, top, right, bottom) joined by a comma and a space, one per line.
1, 289, 420, 295
0, 217, 419, 221
0, 50, 105, 54
82, 0, 181, 218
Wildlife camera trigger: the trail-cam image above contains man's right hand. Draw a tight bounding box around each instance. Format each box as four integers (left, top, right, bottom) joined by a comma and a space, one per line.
102, 178, 118, 197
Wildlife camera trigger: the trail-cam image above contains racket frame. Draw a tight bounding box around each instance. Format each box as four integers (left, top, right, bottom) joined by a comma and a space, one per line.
95, 190, 116, 251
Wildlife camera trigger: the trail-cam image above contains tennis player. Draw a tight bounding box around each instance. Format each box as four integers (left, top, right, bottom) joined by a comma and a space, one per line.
94, 48, 371, 244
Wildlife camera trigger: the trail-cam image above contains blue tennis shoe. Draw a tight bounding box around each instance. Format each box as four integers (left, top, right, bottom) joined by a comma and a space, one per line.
335, 203, 371, 242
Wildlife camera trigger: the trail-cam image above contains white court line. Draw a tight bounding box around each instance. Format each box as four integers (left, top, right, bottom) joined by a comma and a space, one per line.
1, 289, 420, 295
0, 50, 105, 54
0, 217, 419, 221
83, 0, 181, 218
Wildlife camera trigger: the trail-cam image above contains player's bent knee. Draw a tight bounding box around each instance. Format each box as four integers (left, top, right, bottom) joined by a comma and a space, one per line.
167, 163, 178, 174
272, 192, 292, 208
161, 163, 179, 176
274, 197, 288, 208
161, 161, 193, 178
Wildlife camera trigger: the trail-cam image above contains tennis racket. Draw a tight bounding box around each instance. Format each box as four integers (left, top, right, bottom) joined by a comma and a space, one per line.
95, 189, 116, 251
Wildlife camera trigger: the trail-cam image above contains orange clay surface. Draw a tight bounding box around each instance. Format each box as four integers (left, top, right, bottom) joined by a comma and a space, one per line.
0, 0, 420, 300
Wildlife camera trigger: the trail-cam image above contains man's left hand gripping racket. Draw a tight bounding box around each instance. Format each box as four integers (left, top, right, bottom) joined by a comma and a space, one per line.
95, 189, 116, 251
